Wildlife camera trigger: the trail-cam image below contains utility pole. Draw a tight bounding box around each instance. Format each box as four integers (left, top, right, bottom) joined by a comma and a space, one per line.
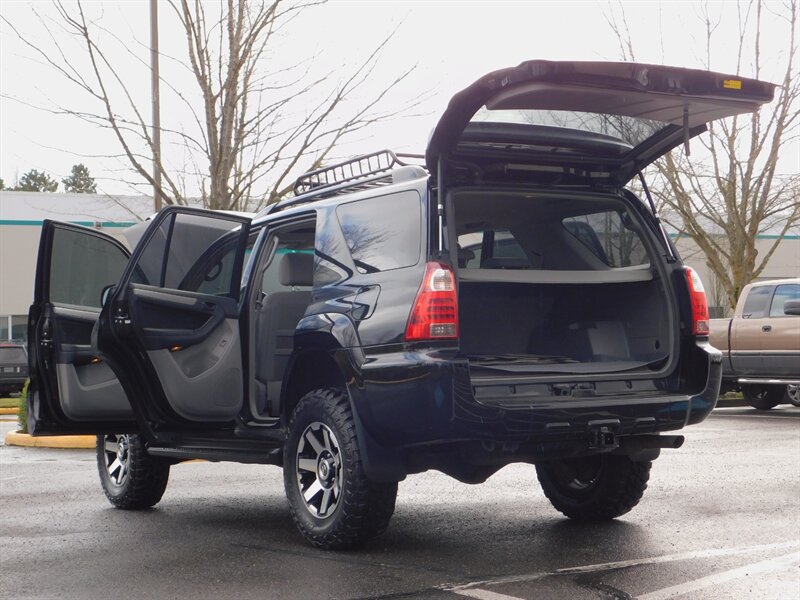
150, 0, 162, 211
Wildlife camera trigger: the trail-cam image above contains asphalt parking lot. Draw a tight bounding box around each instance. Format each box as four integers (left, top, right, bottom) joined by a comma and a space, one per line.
1, 406, 798, 600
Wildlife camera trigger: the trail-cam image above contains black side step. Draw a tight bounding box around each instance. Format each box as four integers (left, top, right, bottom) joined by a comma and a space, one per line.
147, 445, 282, 465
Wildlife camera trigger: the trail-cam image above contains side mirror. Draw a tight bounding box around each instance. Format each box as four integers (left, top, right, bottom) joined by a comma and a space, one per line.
101, 284, 116, 308
784, 299, 800, 316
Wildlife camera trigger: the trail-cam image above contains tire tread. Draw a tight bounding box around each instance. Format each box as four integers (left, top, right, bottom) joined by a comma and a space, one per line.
537, 454, 651, 521
96, 434, 170, 510
284, 388, 397, 550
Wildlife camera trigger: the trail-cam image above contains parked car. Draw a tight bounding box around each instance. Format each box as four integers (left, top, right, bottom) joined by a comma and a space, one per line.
0, 343, 28, 396
709, 279, 800, 409
27, 60, 775, 549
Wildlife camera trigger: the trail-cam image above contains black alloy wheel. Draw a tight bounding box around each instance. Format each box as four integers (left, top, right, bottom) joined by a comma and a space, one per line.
283, 388, 397, 550
96, 434, 170, 509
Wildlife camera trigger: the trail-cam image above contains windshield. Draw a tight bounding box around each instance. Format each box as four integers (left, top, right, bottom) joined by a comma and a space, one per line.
471, 107, 670, 148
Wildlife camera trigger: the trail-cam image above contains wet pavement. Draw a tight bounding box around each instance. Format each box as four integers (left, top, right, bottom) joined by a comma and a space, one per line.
1, 406, 798, 599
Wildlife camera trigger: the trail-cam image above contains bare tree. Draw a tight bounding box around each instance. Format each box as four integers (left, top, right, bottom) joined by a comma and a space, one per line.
606, 0, 800, 310
2, 1, 421, 211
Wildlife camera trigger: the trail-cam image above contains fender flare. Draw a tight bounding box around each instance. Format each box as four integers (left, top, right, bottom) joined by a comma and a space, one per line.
287, 313, 407, 482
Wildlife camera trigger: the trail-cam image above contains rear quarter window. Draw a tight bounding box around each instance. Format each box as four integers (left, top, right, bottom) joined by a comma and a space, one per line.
335, 191, 421, 273
562, 210, 649, 268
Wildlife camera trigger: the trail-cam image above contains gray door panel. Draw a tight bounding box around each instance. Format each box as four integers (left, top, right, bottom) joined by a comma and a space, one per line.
56, 362, 132, 420
146, 318, 243, 421
28, 220, 137, 435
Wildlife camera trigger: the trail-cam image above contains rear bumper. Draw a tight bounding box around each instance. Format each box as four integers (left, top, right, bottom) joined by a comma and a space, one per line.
345, 341, 721, 475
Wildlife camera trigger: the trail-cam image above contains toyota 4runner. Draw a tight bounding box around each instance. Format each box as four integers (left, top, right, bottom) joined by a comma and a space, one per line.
27, 61, 774, 549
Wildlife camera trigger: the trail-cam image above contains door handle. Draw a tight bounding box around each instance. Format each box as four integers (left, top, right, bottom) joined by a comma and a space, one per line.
762, 325, 772, 332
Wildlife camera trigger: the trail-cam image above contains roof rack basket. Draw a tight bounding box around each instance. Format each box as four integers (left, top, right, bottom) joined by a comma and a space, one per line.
292, 149, 415, 197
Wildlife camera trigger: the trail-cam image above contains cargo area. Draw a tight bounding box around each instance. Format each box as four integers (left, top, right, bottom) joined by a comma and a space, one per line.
450, 189, 674, 377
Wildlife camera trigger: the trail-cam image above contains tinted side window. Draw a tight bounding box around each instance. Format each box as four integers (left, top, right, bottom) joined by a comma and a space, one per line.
49, 228, 129, 308
769, 284, 800, 317
563, 211, 648, 267
132, 212, 246, 296
335, 192, 421, 273
742, 285, 773, 318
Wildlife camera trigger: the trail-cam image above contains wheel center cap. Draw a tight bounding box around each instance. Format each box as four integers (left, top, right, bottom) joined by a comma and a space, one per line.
117, 440, 126, 460
317, 455, 336, 487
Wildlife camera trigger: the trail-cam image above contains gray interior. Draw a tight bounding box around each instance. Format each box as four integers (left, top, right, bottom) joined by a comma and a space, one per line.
147, 318, 243, 421
56, 362, 132, 420
451, 189, 671, 374
248, 221, 316, 420
253, 252, 314, 415
459, 281, 670, 370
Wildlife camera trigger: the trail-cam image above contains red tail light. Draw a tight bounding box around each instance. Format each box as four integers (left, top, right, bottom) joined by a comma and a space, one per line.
685, 267, 710, 335
405, 262, 459, 341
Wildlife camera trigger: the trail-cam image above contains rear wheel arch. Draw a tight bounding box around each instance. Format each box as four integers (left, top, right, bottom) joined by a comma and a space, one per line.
282, 347, 349, 426
282, 343, 406, 483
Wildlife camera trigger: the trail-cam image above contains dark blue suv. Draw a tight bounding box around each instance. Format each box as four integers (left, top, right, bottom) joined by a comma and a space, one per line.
27, 61, 774, 549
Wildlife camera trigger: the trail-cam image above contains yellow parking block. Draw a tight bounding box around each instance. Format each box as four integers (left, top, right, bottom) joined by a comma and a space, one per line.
4, 431, 95, 449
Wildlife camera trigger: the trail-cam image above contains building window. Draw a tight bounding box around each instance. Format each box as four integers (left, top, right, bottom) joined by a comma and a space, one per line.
11, 315, 26, 342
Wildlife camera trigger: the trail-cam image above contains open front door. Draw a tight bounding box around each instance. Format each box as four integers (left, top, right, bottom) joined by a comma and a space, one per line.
28, 221, 136, 435
98, 207, 251, 425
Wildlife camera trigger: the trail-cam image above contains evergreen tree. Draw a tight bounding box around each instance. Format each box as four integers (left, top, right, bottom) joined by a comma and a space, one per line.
13, 169, 58, 192
0, 178, 5, 190
62, 163, 97, 193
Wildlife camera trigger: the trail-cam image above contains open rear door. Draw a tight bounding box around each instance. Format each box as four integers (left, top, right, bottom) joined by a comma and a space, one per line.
425, 60, 776, 183
97, 207, 251, 426
28, 221, 137, 435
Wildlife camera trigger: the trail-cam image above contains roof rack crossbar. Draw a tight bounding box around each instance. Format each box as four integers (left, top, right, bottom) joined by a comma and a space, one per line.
293, 149, 406, 196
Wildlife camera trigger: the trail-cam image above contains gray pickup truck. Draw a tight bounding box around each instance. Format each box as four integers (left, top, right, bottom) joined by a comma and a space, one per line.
709, 279, 800, 409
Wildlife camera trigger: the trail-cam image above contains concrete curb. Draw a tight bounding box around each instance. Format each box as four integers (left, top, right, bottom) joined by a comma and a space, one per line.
4, 431, 95, 449
0, 407, 19, 415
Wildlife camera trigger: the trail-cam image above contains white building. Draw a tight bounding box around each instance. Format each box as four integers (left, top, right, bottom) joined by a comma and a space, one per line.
0, 191, 797, 340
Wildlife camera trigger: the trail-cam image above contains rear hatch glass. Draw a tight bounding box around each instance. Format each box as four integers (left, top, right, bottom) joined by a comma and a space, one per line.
471, 107, 666, 152
0, 347, 27, 364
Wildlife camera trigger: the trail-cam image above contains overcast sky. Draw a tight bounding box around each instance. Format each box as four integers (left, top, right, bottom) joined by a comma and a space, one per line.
0, 1, 796, 198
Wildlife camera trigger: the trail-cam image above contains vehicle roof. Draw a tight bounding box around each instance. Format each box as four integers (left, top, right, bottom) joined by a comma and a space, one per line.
252, 169, 429, 225
748, 278, 800, 287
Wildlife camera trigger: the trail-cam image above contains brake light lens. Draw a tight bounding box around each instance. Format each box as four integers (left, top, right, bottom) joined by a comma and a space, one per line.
405, 262, 459, 341
685, 267, 709, 335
